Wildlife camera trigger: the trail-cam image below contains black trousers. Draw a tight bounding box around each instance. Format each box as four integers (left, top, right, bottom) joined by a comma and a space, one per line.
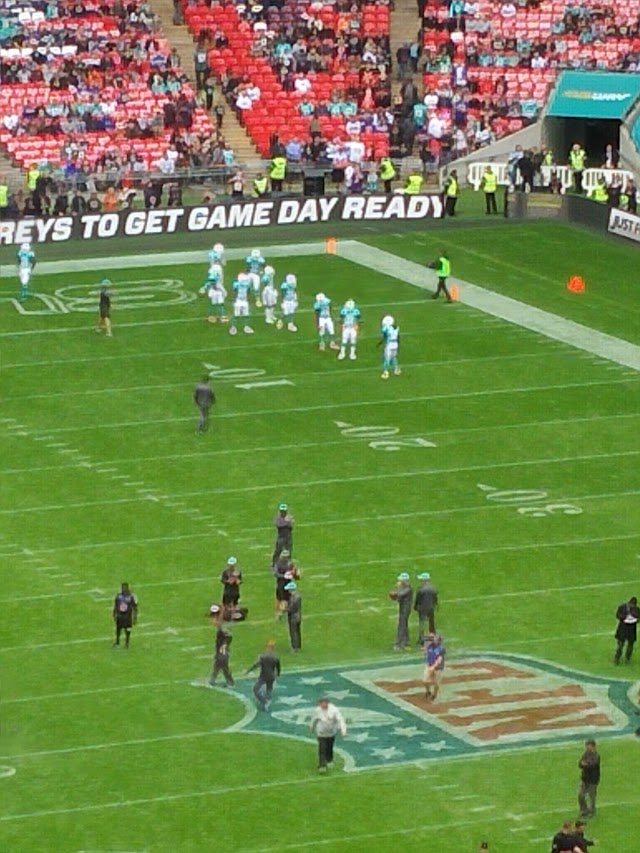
317, 736, 335, 767
432, 277, 451, 300
484, 191, 497, 214
614, 638, 635, 663
445, 195, 457, 217
253, 677, 275, 708
288, 616, 301, 650
211, 654, 234, 685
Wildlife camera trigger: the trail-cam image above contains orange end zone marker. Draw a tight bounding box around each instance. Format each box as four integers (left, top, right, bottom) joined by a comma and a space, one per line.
567, 275, 586, 293
325, 237, 337, 254
449, 284, 460, 301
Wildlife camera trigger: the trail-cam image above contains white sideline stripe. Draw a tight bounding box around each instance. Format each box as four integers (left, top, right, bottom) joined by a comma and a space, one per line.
10, 376, 638, 434
338, 242, 640, 371
3, 411, 639, 476
1, 529, 638, 560
2, 462, 639, 516
2, 351, 553, 402
0, 241, 333, 279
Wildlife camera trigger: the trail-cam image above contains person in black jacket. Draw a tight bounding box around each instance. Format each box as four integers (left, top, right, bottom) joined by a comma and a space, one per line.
577, 740, 600, 819
613, 596, 639, 664
550, 821, 581, 853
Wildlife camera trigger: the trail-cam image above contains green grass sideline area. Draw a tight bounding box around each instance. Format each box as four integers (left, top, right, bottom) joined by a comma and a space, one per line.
1, 224, 639, 852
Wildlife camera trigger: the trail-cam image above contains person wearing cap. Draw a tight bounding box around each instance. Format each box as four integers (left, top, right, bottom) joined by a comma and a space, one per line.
220, 557, 242, 617
423, 632, 445, 702
285, 580, 302, 652
96, 278, 113, 336
414, 572, 438, 646
246, 640, 281, 711
272, 502, 294, 567
391, 573, 413, 651
208, 607, 234, 687
273, 550, 298, 619
309, 697, 347, 773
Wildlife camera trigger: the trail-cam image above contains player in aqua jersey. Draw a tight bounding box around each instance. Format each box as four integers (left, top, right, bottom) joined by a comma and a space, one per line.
16, 241, 35, 302
313, 292, 339, 351
261, 265, 278, 324
338, 298, 361, 360
380, 314, 401, 379
245, 248, 266, 307
280, 273, 298, 332
230, 272, 253, 335
208, 242, 225, 284
200, 271, 228, 323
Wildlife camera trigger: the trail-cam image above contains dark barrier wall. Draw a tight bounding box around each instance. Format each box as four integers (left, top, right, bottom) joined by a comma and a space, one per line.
0, 194, 444, 246
562, 193, 611, 232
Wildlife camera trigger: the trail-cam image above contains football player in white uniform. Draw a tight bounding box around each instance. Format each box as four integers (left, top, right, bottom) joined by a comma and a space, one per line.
261, 265, 278, 324
338, 299, 361, 360
17, 242, 35, 302
280, 273, 298, 332
230, 272, 253, 335
313, 292, 339, 351
380, 314, 401, 378
245, 248, 266, 307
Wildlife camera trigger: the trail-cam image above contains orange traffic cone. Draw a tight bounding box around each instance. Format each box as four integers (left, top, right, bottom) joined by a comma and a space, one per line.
325, 237, 337, 255
449, 284, 460, 301
567, 275, 586, 293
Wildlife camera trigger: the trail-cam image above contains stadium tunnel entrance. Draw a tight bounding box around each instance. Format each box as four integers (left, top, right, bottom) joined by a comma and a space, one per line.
545, 116, 621, 167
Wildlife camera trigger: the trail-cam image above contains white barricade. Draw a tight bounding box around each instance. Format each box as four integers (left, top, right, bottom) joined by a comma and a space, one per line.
466, 161, 509, 190
540, 165, 573, 193
582, 168, 634, 193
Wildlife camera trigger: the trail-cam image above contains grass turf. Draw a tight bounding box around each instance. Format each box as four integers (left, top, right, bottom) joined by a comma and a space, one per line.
1, 220, 639, 853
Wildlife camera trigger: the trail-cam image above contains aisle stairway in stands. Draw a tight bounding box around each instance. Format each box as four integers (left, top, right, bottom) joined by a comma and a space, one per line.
0, 152, 26, 192
389, 1, 423, 98
148, 0, 261, 168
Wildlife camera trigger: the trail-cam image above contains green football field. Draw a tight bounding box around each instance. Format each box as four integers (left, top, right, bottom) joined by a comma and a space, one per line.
1, 219, 640, 853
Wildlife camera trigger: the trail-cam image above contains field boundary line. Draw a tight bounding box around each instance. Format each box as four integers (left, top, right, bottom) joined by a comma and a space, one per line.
337, 242, 640, 371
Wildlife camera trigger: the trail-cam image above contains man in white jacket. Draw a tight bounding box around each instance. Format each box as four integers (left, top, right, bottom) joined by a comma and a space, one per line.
309, 698, 347, 773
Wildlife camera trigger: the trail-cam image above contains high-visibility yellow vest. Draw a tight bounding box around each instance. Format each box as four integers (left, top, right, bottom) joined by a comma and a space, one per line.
269, 157, 286, 180
405, 174, 423, 194
446, 177, 458, 197
0, 183, 8, 207
438, 255, 451, 277
542, 151, 554, 166
379, 159, 396, 181
252, 176, 268, 196
590, 184, 608, 202
482, 170, 497, 193
569, 148, 586, 171
27, 167, 40, 191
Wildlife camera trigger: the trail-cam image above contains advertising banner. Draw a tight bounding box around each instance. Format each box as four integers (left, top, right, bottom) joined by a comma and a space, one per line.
0, 194, 443, 246
607, 206, 640, 243
547, 71, 640, 119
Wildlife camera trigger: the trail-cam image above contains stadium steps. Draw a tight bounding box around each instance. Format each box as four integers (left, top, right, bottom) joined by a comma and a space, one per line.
147, 0, 262, 170
0, 150, 27, 192
389, 2, 423, 99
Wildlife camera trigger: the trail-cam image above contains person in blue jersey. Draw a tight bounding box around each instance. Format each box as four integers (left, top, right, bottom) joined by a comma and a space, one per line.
280, 273, 298, 332
313, 292, 339, 352
245, 247, 266, 307
16, 241, 35, 301
208, 241, 225, 284
261, 265, 278, 324
379, 314, 401, 379
199, 271, 228, 323
338, 298, 361, 361
229, 272, 253, 335
423, 632, 445, 702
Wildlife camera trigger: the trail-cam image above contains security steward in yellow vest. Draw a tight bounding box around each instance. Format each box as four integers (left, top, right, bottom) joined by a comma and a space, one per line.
252, 172, 269, 198
26, 164, 40, 193
481, 165, 498, 214
428, 251, 453, 302
404, 170, 423, 195
379, 157, 396, 194
443, 168, 458, 217
269, 155, 287, 193
569, 143, 587, 194
589, 178, 608, 203
0, 177, 8, 219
